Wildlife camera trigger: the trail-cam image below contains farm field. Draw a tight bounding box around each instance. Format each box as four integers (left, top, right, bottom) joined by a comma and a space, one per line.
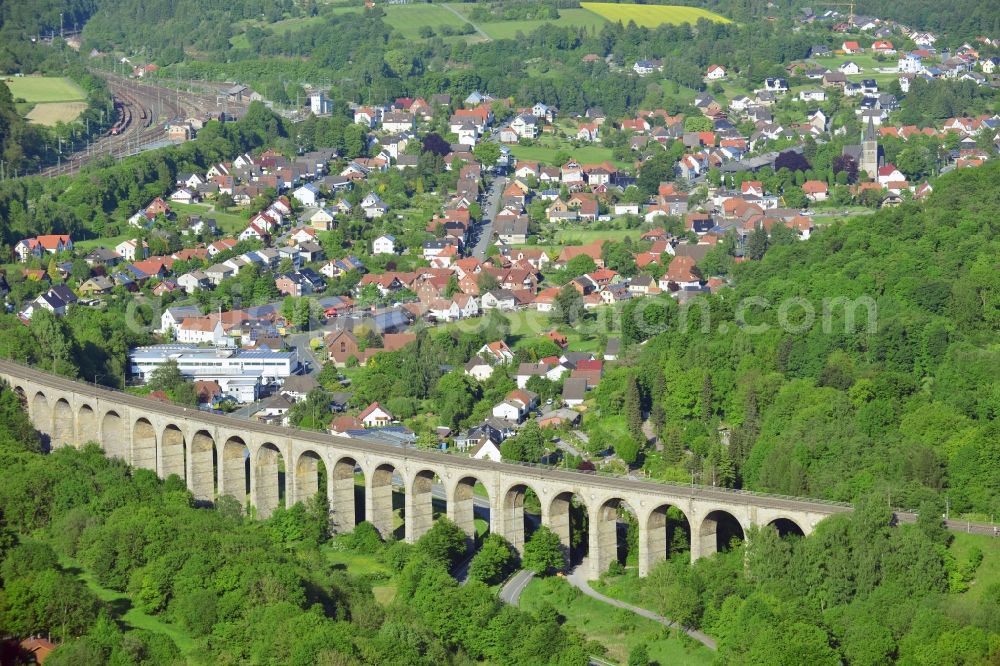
26, 101, 88, 125
446, 5, 608, 40
5, 75, 85, 103
580, 2, 731, 27
381, 3, 482, 41
5, 76, 88, 125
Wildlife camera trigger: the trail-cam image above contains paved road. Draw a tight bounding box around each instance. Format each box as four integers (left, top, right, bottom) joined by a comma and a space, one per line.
499, 569, 535, 605
472, 175, 503, 259
566, 560, 717, 651
285, 331, 323, 376
441, 3, 491, 41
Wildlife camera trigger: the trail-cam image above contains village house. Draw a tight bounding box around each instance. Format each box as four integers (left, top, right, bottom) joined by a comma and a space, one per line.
477, 340, 515, 365
359, 402, 393, 428
14, 235, 73, 262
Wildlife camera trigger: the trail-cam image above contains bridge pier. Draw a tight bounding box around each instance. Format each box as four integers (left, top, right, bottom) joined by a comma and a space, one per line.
329, 457, 358, 534
368, 464, 395, 539
406, 470, 435, 543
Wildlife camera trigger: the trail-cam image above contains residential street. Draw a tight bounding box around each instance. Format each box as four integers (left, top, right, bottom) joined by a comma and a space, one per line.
472, 175, 503, 259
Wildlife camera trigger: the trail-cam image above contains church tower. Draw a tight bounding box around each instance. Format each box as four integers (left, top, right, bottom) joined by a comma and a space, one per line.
861, 116, 880, 179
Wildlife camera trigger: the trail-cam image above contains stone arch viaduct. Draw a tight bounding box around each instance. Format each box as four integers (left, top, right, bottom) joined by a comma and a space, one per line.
1, 361, 854, 578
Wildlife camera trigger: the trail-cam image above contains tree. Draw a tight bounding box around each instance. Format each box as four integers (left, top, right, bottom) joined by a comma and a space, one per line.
500, 420, 546, 463
636, 151, 674, 195
774, 150, 811, 172
625, 375, 644, 441
628, 643, 650, 666
422, 132, 450, 156
477, 272, 500, 293
564, 253, 596, 277
552, 284, 583, 326
745, 225, 769, 260
468, 533, 517, 585
473, 141, 501, 168
683, 115, 713, 132
523, 526, 565, 574
415, 517, 467, 568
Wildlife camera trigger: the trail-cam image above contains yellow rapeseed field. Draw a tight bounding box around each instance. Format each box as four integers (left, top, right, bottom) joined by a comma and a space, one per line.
580, 2, 731, 27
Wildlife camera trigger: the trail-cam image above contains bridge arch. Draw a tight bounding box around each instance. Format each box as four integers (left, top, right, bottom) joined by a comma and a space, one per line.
369, 462, 400, 539
592, 497, 639, 575
450, 475, 488, 546
52, 398, 74, 448
330, 456, 361, 534
697, 509, 746, 558
253, 443, 285, 519
294, 449, 327, 506
30, 392, 49, 430
644, 503, 692, 575
132, 418, 157, 471
76, 404, 97, 447
12, 386, 27, 409
768, 516, 806, 538
101, 411, 127, 460
221, 436, 249, 506
547, 491, 588, 568
160, 424, 186, 481
407, 468, 442, 543
189, 430, 216, 501
502, 482, 540, 554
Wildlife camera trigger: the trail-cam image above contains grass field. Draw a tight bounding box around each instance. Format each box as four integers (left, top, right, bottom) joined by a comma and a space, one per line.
508, 143, 631, 170
521, 576, 714, 665
447, 5, 607, 40
61, 556, 198, 656
379, 4, 482, 41
5, 76, 85, 103
580, 2, 730, 27
5, 76, 88, 125
26, 101, 88, 126
170, 202, 250, 235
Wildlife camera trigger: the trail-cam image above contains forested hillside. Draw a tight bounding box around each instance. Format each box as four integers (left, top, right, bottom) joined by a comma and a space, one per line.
603, 160, 1000, 517
0, 383, 595, 664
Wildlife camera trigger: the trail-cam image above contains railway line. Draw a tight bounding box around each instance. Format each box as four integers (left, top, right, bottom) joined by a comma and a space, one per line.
37, 72, 240, 178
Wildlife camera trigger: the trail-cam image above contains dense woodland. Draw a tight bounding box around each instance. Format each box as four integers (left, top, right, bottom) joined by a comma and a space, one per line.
611, 160, 1000, 516
615, 496, 999, 665
0, 383, 597, 664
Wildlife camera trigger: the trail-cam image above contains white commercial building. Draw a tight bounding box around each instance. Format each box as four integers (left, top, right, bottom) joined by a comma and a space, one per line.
128, 344, 299, 403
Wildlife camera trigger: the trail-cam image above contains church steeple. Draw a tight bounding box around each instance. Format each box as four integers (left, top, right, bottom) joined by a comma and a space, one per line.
863, 115, 877, 142
861, 116, 879, 179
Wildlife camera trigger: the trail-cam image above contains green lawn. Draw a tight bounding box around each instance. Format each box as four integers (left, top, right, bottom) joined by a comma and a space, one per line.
520, 576, 714, 665
75, 233, 133, 251
508, 142, 629, 169
170, 202, 250, 235
5, 76, 85, 103
580, 2, 730, 26
60, 556, 198, 656
553, 229, 641, 245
